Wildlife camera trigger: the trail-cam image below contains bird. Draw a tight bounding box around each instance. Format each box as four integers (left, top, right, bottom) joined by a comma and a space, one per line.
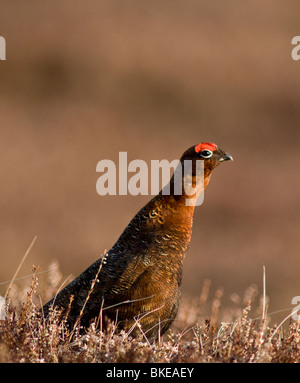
41, 143, 233, 342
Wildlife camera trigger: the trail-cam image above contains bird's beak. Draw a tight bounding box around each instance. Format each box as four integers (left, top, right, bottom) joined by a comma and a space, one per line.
220, 152, 233, 162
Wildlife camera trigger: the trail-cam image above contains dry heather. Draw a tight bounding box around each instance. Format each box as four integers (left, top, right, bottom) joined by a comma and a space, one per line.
0, 263, 300, 363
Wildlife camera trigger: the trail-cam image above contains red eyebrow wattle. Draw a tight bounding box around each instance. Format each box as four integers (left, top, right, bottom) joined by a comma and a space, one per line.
195, 142, 218, 153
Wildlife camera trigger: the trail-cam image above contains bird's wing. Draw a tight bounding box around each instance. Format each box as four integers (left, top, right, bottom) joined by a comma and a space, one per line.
88, 247, 153, 296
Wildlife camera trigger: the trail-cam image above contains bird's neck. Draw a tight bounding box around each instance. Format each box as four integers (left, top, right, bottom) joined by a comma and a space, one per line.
160, 160, 212, 209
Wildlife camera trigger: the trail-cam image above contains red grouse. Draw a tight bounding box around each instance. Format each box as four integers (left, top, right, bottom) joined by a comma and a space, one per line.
42, 143, 233, 341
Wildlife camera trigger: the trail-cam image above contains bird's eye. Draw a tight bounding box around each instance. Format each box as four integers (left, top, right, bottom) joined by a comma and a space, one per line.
200, 149, 213, 158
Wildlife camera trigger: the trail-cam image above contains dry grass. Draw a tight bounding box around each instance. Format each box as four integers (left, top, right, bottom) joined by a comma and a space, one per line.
1, 262, 300, 363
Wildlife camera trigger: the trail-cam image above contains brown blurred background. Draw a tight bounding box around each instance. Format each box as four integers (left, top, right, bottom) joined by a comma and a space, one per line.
0, 0, 300, 323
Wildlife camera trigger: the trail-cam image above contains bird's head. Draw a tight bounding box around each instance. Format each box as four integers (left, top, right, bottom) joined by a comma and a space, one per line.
194, 142, 233, 170
175, 142, 233, 206
180, 142, 233, 178
182, 142, 233, 167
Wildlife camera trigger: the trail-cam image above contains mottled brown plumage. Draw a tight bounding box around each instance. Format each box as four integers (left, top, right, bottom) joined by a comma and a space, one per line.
42, 143, 232, 341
